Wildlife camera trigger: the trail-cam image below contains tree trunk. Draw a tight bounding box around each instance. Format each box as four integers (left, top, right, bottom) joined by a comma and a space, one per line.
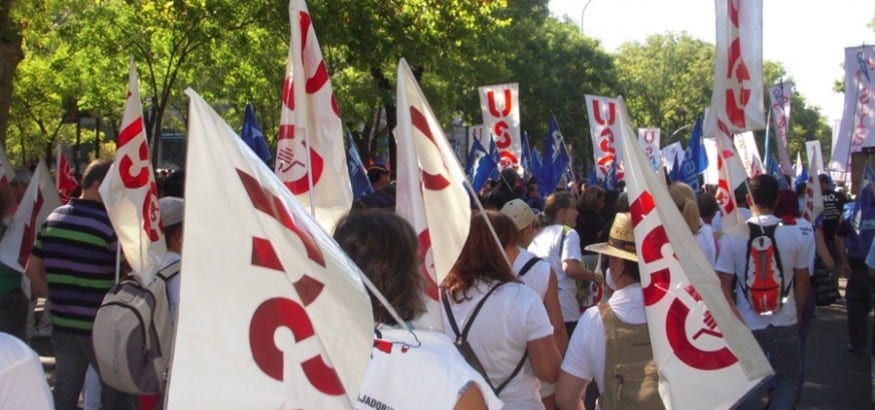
0, 0, 24, 148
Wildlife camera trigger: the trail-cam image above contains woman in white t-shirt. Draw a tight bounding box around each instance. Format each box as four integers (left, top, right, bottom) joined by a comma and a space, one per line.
669, 182, 719, 267
443, 211, 562, 409
334, 210, 503, 410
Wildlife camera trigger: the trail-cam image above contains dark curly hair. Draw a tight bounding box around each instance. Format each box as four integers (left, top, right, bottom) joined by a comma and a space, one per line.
333, 209, 425, 324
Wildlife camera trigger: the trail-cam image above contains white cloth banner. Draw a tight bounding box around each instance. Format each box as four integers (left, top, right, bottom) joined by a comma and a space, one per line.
0, 160, 60, 273
733, 131, 762, 178
709, 0, 765, 137
396, 59, 472, 331
638, 128, 662, 170
662, 142, 684, 172
832, 45, 875, 185
167, 89, 372, 409
616, 97, 772, 409
767, 82, 794, 175
276, 0, 352, 232
478, 83, 521, 169
585, 95, 624, 181
0, 143, 17, 221
805, 140, 825, 175
703, 137, 719, 185
98, 59, 166, 282
714, 128, 750, 239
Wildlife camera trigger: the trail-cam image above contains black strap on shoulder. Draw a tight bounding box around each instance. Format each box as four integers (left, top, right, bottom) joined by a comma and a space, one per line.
495, 351, 528, 394
518, 257, 542, 278
157, 260, 182, 281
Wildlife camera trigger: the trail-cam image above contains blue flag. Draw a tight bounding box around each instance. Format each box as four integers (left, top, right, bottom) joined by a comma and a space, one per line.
767, 155, 789, 190
858, 162, 875, 213
680, 147, 701, 192
346, 135, 373, 200
605, 160, 618, 190
669, 150, 684, 184
553, 139, 570, 188
587, 166, 597, 187
689, 116, 708, 174
531, 149, 543, 180
521, 131, 533, 179
240, 103, 272, 163
795, 163, 809, 192
466, 139, 497, 192
487, 137, 501, 182
536, 117, 562, 196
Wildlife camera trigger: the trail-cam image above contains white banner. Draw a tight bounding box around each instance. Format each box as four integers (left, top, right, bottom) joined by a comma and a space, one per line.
703, 137, 719, 185
478, 83, 521, 169
709, 0, 765, 137
276, 0, 352, 232
168, 88, 372, 409
805, 140, 825, 175
638, 128, 662, 170
585, 95, 624, 181
99, 59, 166, 282
733, 131, 762, 178
715, 128, 750, 239
0, 160, 60, 273
616, 98, 772, 409
767, 82, 794, 175
832, 45, 875, 185
396, 59, 472, 331
662, 142, 684, 172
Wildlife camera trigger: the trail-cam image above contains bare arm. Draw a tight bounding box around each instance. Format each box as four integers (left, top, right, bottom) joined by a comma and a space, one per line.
24, 255, 47, 298
814, 228, 835, 271
544, 270, 569, 353
562, 259, 601, 283
718, 272, 742, 321
794, 267, 810, 324
555, 370, 588, 410
453, 383, 488, 410
527, 334, 562, 383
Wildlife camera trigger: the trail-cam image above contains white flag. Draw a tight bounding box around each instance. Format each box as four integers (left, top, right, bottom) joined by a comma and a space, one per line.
616, 97, 772, 409
714, 125, 750, 239
803, 143, 824, 222
638, 128, 662, 171
98, 58, 165, 283
395, 58, 472, 331
276, 0, 352, 232
478, 83, 522, 169
733, 131, 762, 178
805, 140, 825, 176
662, 142, 684, 173
0, 160, 61, 273
832, 46, 875, 186
167, 89, 372, 409
0, 143, 18, 220
585, 95, 624, 181
710, 0, 765, 135
767, 82, 794, 175
703, 137, 719, 186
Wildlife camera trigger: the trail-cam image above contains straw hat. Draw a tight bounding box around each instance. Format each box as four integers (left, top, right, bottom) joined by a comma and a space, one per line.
500, 199, 535, 230
584, 212, 638, 262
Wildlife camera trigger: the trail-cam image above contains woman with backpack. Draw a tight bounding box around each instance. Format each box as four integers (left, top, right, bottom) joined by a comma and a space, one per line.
442, 210, 562, 409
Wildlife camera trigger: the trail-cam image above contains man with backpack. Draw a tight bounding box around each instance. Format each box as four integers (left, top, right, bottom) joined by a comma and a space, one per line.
716, 174, 811, 409
23, 159, 136, 410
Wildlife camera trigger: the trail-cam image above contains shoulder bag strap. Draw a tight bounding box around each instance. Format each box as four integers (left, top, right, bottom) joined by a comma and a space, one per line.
518, 257, 542, 278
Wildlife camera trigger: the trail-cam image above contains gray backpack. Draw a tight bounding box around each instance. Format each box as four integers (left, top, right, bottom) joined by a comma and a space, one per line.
92, 261, 179, 394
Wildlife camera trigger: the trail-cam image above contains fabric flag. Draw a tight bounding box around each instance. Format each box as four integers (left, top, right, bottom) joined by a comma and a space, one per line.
796, 164, 809, 192
767, 155, 789, 190
537, 116, 564, 196
616, 97, 772, 409
767, 82, 794, 175
395, 58, 472, 331
805, 140, 825, 175
0, 144, 17, 221
168, 89, 372, 409
605, 160, 618, 190
714, 124, 751, 239
662, 142, 684, 173
56, 147, 79, 204
703, 137, 719, 186
801, 165, 824, 223
487, 136, 501, 182
585, 95, 624, 182
681, 148, 701, 192
465, 138, 496, 193
638, 128, 662, 171
276, 0, 353, 232
466, 124, 486, 153
587, 166, 598, 187
832, 46, 875, 187
709, 0, 765, 136
521, 131, 533, 178
750, 153, 765, 177
0, 160, 61, 273
478, 83, 522, 169
689, 116, 708, 174
345, 136, 373, 200
241, 102, 273, 163
734, 131, 763, 178
531, 149, 543, 180
794, 151, 804, 187
554, 137, 571, 188
669, 150, 684, 184
98, 58, 166, 282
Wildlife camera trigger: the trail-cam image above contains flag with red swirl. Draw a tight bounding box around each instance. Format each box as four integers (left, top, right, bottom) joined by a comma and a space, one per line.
0, 160, 60, 274
276, 0, 352, 232
56, 147, 79, 204
167, 88, 372, 409
98, 58, 166, 283
616, 97, 772, 409
395, 58, 471, 331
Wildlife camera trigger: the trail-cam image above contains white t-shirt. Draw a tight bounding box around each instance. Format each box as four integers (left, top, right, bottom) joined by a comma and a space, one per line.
696, 222, 719, 268
442, 280, 554, 409
358, 326, 503, 410
0, 332, 53, 410
796, 217, 816, 275
528, 224, 583, 322
560, 284, 646, 393
715, 214, 810, 330
711, 207, 753, 235
512, 247, 551, 300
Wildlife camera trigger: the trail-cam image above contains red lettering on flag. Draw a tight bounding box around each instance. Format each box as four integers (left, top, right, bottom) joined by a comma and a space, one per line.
486, 89, 512, 117
665, 298, 738, 370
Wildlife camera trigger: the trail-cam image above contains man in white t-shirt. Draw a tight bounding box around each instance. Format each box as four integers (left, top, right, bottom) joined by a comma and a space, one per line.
716, 174, 810, 410
555, 212, 663, 410
529, 192, 603, 336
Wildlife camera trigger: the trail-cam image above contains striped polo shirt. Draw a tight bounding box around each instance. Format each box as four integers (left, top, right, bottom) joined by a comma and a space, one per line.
31, 198, 117, 334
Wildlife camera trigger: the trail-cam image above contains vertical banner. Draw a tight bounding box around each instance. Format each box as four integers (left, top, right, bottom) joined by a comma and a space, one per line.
276, 0, 353, 232
638, 128, 662, 171
478, 83, 521, 170
585, 95, 624, 182
805, 140, 825, 175
616, 97, 772, 409
832, 46, 875, 186
767, 82, 794, 175
733, 131, 762, 178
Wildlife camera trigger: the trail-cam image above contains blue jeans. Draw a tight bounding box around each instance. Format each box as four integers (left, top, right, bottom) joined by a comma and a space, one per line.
51, 330, 136, 410
737, 324, 801, 410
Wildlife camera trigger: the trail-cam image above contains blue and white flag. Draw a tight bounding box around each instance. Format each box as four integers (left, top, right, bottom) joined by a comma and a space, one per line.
669, 151, 685, 185
521, 131, 533, 178
465, 138, 497, 192
680, 147, 701, 192
241, 103, 273, 163
767, 155, 789, 190
346, 136, 373, 200
531, 149, 543, 180
689, 116, 708, 174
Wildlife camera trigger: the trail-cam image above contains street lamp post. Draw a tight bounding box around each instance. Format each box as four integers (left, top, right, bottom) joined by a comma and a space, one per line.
580, 0, 593, 34
668, 123, 693, 143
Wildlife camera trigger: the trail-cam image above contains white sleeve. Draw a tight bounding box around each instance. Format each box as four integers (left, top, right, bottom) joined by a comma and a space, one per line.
561, 229, 583, 262
560, 309, 600, 381
714, 236, 738, 275
793, 229, 811, 270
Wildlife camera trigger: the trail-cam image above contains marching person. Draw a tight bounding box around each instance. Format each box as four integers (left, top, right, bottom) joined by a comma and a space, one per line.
555, 212, 664, 410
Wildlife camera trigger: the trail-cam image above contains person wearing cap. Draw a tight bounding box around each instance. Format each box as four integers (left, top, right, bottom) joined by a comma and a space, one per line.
555, 212, 663, 410
359, 165, 395, 209
500, 199, 568, 410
